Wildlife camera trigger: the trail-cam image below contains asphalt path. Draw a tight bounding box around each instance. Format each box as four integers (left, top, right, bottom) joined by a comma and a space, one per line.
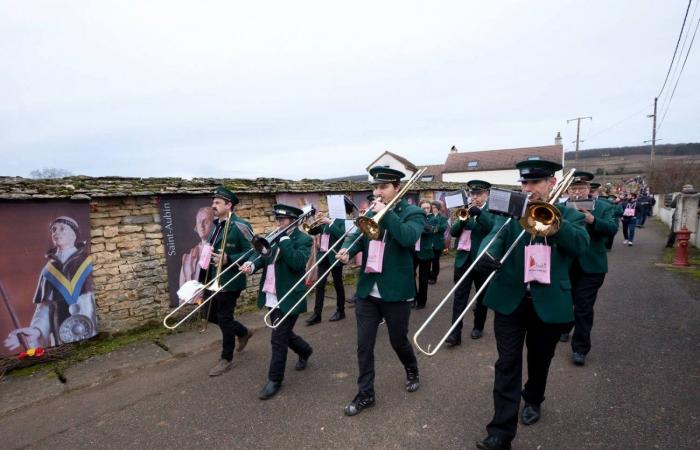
1, 219, 699, 449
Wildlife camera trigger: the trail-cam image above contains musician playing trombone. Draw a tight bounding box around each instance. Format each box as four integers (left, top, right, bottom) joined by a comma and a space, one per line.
335, 167, 426, 417
474, 160, 589, 450
240, 203, 314, 400
305, 196, 355, 325
445, 180, 495, 346
204, 187, 255, 377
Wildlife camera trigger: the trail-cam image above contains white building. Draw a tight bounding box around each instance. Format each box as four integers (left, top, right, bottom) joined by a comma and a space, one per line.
365, 151, 419, 181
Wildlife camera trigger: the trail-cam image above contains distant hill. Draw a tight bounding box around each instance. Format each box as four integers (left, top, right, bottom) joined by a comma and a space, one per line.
565, 143, 700, 159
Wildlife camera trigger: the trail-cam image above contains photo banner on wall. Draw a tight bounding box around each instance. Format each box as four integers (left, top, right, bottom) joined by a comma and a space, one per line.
159, 196, 214, 307
0, 201, 96, 357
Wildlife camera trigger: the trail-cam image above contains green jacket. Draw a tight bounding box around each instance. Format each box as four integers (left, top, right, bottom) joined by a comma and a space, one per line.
479, 205, 590, 323
415, 221, 435, 261
450, 203, 495, 269
253, 227, 313, 315
430, 214, 449, 250
201, 215, 253, 292
576, 199, 618, 274
343, 199, 426, 301
308, 218, 346, 256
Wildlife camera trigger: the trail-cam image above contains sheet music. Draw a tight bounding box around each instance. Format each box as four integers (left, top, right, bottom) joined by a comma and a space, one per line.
327, 195, 347, 219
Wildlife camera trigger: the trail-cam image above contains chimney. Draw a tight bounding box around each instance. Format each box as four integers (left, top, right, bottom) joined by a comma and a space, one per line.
555, 132, 562, 146
450, 145, 458, 153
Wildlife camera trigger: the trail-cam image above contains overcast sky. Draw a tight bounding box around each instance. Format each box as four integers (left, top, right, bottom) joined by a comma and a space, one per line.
1, 1, 698, 180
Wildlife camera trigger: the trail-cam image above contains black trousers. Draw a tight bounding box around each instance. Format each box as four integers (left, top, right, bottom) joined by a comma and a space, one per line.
430, 249, 442, 281
355, 296, 417, 396
205, 290, 248, 362
416, 258, 432, 308
268, 309, 312, 382
451, 263, 489, 338
564, 266, 605, 355
487, 296, 563, 442
313, 255, 346, 315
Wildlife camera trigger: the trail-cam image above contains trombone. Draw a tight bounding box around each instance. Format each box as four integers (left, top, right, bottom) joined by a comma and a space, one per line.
163, 212, 253, 330
413, 169, 577, 356
264, 168, 426, 328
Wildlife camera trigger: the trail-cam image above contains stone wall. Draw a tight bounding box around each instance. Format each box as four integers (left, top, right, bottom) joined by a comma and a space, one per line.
1, 176, 461, 334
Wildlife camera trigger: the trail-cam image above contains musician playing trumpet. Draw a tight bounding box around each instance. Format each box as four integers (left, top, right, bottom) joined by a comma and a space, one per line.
446, 180, 495, 346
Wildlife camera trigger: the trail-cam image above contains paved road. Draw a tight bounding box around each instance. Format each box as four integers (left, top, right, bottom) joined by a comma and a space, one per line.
1, 219, 699, 449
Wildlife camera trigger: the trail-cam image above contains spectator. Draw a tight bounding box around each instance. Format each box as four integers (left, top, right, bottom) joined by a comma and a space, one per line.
620, 193, 640, 246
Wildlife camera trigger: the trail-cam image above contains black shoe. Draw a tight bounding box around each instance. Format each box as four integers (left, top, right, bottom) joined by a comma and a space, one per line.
305, 313, 321, 326
476, 435, 511, 450
559, 332, 569, 343
427, 279, 436, 285
344, 392, 375, 416
295, 348, 313, 371
520, 402, 541, 425
258, 380, 282, 400
445, 334, 461, 347
415, 304, 426, 310
470, 328, 483, 339
573, 351, 586, 366
410, 301, 417, 309
329, 310, 345, 322
236, 329, 254, 353
405, 366, 420, 392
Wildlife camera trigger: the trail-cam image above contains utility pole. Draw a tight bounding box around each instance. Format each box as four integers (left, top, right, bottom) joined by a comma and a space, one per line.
647, 97, 657, 168
567, 116, 592, 163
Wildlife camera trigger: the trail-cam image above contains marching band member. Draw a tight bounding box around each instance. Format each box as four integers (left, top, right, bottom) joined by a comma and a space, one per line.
305, 196, 354, 325
240, 204, 314, 400
414, 200, 436, 309
560, 172, 618, 366
474, 160, 589, 450
446, 180, 495, 346
336, 167, 426, 416
428, 202, 448, 284
203, 187, 254, 377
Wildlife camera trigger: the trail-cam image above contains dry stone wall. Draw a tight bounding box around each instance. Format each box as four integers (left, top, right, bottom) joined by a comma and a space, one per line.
1, 176, 462, 334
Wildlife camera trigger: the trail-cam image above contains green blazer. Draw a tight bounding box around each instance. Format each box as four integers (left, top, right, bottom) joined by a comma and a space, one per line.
576, 199, 618, 274
479, 205, 590, 323
344, 199, 426, 302
416, 223, 435, 261
201, 215, 253, 292
450, 203, 495, 269
253, 227, 312, 315
431, 214, 449, 251
308, 218, 346, 256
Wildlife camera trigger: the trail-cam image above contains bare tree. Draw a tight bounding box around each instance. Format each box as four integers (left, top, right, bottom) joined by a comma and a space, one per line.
29, 168, 73, 179
646, 160, 700, 194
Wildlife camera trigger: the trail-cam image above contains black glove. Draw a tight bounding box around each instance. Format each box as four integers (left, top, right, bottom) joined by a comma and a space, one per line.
476, 252, 502, 273
468, 206, 481, 217
423, 224, 433, 234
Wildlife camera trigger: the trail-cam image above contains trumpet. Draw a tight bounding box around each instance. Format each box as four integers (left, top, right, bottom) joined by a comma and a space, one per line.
453, 207, 471, 221
413, 169, 577, 356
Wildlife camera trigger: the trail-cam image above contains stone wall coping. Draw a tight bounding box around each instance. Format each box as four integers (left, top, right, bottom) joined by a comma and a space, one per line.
0, 176, 467, 200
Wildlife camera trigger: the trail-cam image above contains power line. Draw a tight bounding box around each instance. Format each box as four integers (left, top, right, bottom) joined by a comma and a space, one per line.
584, 104, 651, 142
658, 14, 700, 130
657, 0, 693, 98
658, 0, 699, 118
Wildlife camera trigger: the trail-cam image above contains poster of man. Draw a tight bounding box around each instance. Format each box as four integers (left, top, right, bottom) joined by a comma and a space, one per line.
159, 197, 215, 307
0, 201, 96, 357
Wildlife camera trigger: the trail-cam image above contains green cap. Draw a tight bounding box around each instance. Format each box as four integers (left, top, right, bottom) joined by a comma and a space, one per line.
590, 182, 601, 190
368, 166, 405, 184
572, 171, 595, 184
467, 179, 492, 192
272, 203, 304, 219
213, 187, 239, 205
516, 159, 562, 181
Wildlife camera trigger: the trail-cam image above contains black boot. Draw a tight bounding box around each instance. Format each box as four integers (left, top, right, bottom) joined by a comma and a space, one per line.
258, 380, 282, 400
445, 334, 461, 347
305, 312, 321, 326
295, 348, 313, 371
520, 402, 541, 425
329, 310, 345, 321
344, 392, 375, 416
476, 435, 511, 450
405, 366, 420, 392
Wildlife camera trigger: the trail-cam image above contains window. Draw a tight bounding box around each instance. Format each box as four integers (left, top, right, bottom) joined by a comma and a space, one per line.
467, 160, 478, 168
527, 156, 540, 160
421, 176, 434, 182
